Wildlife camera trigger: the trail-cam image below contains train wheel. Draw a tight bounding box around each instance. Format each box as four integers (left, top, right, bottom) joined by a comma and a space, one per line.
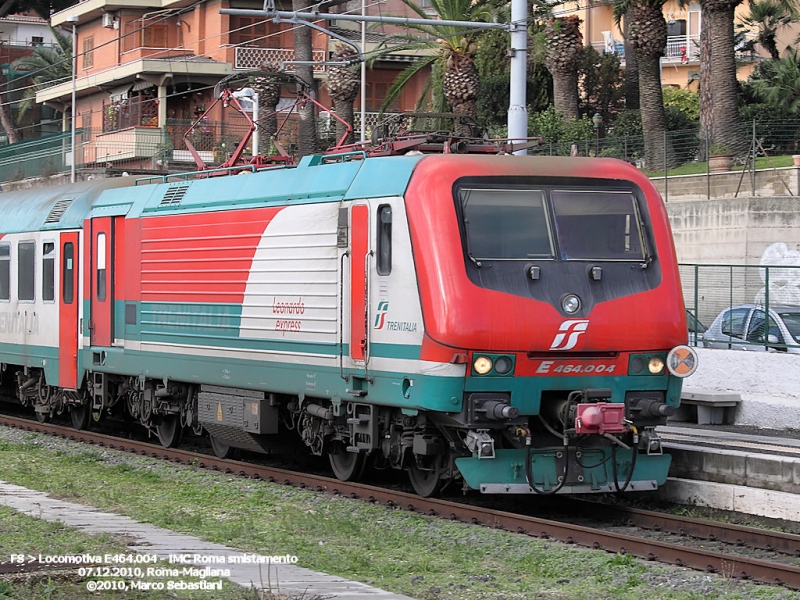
408, 458, 445, 497
70, 404, 91, 430
35, 409, 50, 423
156, 415, 184, 448
209, 435, 238, 459
328, 442, 365, 481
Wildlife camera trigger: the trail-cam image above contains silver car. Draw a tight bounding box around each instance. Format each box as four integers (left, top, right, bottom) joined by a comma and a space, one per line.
702, 303, 800, 353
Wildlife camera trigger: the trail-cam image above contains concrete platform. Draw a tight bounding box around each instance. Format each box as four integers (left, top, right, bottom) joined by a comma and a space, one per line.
656, 423, 800, 521
0, 481, 414, 600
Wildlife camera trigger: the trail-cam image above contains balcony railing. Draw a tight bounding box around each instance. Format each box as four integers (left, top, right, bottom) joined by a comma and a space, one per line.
234, 47, 327, 72
103, 96, 158, 132
591, 35, 700, 64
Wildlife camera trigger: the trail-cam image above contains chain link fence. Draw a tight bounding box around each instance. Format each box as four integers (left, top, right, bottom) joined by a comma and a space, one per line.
681, 263, 800, 351
2, 116, 800, 191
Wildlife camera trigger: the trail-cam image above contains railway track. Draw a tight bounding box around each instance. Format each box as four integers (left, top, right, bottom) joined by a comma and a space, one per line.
2, 413, 800, 590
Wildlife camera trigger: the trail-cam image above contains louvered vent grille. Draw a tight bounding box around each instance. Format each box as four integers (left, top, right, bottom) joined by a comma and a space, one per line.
160, 184, 189, 206
44, 198, 74, 224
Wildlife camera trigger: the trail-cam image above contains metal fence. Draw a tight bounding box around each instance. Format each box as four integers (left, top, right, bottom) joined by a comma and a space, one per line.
680, 263, 800, 349
533, 119, 800, 202
2, 116, 800, 189
0, 131, 86, 183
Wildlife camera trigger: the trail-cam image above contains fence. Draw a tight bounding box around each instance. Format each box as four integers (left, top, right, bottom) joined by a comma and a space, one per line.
532, 119, 800, 202
680, 263, 800, 350
0, 131, 87, 183
3, 116, 800, 188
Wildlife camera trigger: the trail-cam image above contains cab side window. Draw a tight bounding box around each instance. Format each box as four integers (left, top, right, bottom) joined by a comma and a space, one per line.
376, 204, 392, 276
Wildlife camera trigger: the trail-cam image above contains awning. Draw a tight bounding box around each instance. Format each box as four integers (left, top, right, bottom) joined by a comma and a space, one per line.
108, 84, 132, 101
132, 80, 155, 92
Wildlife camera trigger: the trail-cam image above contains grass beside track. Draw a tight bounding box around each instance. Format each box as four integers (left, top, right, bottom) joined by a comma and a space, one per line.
0, 428, 798, 600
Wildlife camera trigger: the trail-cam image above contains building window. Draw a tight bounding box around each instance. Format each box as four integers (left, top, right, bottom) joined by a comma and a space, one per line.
42, 242, 55, 302
0, 243, 9, 301
142, 22, 167, 47
31, 36, 43, 46
81, 111, 92, 130
230, 16, 287, 48
366, 81, 400, 113
63, 242, 74, 304
18, 241, 35, 301
83, 35, 94, 69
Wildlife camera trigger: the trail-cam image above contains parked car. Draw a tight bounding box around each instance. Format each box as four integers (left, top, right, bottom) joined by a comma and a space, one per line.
686, 309, 707, 346
702, 304, 800, 353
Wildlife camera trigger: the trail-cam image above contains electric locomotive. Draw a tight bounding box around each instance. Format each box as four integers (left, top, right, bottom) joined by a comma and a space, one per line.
0, 147, 696, 496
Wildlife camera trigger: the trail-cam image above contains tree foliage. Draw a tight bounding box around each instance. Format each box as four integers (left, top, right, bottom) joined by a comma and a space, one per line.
10, 25, 71, 124
368, 0, 496, 114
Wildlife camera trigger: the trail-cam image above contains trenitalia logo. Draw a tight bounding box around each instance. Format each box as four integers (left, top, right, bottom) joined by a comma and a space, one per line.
374, 301, 389, 329
549, 320, 590, 350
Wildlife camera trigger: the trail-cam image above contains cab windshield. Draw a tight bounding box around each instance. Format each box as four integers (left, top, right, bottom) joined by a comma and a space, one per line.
459, 187, 648, 262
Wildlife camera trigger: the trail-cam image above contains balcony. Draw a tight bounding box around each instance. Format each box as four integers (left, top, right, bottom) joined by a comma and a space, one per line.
590, 35, 701, 65
234, 47, 327, 72
94, 128, 166, 163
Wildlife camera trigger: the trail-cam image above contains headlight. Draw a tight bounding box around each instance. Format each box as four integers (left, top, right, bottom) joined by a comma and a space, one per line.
562, 294, 581, 314
648, 356, 665, 374
473, 356, 493, 375
667, 345, 698, 378
494, 356, 513, 375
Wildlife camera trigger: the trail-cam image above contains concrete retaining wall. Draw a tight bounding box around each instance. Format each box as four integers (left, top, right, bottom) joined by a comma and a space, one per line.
685, 348, 800, 430
666, 196, 800, 265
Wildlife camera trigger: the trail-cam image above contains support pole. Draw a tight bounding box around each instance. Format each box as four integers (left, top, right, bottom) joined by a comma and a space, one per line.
507, 0, 528, 154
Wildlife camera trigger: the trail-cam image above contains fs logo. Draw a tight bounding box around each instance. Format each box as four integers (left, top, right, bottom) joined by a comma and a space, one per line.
549, 320, 590, 351
374, 301, 389, 329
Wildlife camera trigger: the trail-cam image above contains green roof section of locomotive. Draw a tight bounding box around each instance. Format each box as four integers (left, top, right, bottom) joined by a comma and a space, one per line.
0, 178, 133, 234
121, 154, 423, 219
0, 152, 426, 233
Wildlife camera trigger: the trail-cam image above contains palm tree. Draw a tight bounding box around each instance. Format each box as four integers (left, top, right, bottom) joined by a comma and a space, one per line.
619, 0, 677, 169
251, 62, 285, 155
749, 48, 800, 110
543, 15, 583, 120
292, 0, 318, 156
699, 0, 746, 154
325, 45, 360, 144
10, 27, 72, 125
370, 0, 495, 135
611, 1, 641, 109
741, 0, 799, 59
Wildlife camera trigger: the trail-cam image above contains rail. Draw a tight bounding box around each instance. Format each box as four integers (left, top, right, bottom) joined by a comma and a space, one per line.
2, 413, 799, 590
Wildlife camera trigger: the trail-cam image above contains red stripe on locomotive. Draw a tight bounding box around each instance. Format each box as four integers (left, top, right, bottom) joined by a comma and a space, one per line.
123, 206, 283, 304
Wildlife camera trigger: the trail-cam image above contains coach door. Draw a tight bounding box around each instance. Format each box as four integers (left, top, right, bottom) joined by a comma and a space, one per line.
58, 232, 79, 388
89, 217, 114, 347
348, 204, 370, 376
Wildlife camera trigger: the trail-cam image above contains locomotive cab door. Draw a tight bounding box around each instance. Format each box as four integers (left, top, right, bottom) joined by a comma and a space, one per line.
89, 217, 114, 347
347, 203, 371, 381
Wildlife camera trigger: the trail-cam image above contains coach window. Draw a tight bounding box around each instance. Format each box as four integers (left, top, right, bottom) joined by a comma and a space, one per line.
42, 242, 55, 302
376, 204, 392, 275
97, 232, 107, 302
18, 241, 35, 301
0, 244, 9, 301
62, 242, 74, 304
